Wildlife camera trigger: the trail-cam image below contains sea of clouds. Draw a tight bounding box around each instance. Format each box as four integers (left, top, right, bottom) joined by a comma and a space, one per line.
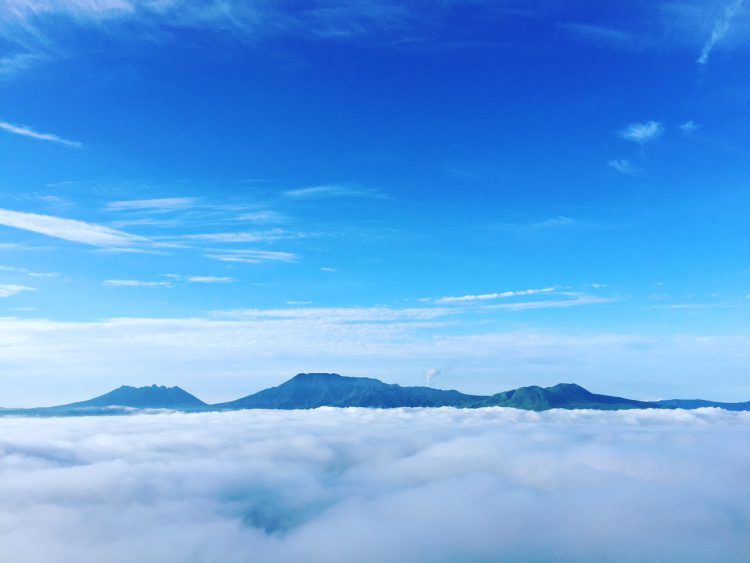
1, 407, 748, 562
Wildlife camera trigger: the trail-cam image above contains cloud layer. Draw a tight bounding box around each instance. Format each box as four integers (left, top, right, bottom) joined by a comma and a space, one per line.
0, 408, 748, 562
1, 314, 750, 406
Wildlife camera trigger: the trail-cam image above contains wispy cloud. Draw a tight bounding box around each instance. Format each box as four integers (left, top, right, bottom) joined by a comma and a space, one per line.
437, 287, 557, 304
103, 279, 172, 288
0, 284, 36, 298
320, 267, 338, 273
187, 276, 235, 284
283, 185, 379, 199
0, 1, 428, 76
608, 159, 642, 176
0, 52, 46, 78
237, 211, 289, 224
175, 230, 304, 243
213, 306, 454, 322
698, 0, 744, 65
108, 218, 182, 229
680, 120, 700, 134
530, 216, 577, 229
105, 198, 199, 212
618, 121, 664, 143
561, 23, 633, 45
650, 302, 732, 311
494, 216, 580, 233
206, 249, 299, 264
0, 265, 59, 278
485, 293, 612, 311
0, 208, 147, 249
0, 120, 82, 148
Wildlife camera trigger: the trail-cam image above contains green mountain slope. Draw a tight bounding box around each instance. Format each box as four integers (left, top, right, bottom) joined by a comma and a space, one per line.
477, 383, 660, 411
215, 372, 485, 410
3, 375, 750, 416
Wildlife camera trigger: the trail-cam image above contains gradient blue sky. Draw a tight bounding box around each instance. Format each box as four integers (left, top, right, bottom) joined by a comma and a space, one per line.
1, 0, 749, 405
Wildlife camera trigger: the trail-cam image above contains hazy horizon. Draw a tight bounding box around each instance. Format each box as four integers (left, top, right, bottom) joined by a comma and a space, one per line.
1, 1, 750, 406
3, 371, 750, 410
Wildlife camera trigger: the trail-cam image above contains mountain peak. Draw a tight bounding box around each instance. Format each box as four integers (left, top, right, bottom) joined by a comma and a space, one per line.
291, 372, 344, 380
216, 372, 485, 410
547, 383, 591, 395
116, 384, 173, 391
62, 384, 206, 409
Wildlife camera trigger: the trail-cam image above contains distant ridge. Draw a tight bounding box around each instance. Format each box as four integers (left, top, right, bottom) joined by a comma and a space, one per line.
59, 384, 206, 409
214, 372, 486, 410
2, 373, 749, 416
476, 383, 658, 411
0, 384, 206, 416
656, 399, 750, 411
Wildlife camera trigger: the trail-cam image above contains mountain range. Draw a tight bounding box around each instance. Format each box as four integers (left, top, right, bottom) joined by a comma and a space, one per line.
1, 373, 748, 416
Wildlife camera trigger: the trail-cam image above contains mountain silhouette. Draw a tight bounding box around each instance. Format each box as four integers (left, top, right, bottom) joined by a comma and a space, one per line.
59, 384, 206, 409
0, 384, 205, 416
656, 398, 750, 411
2, 374, 749, 415
477, 383, 659, 410
215, 372, 485, 409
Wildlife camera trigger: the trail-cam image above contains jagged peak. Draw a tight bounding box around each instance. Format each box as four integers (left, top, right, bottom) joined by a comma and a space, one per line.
112, 384, 180, 392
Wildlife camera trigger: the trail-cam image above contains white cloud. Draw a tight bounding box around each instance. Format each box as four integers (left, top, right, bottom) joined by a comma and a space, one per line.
562, 22, 633, 45
0, 284, 35, 298
608, 158, 641, 176
0, 120, 82, 148
213, 306, 454, 322
680, 120, 700, 134
0, 208, 147, 248
618, 121, 664, 143
0, 265, 59, 278
187, 276, 235, 284
105, 198, 199, 212
206, 250, 299, 264
4, 0, 134, 20
698, 0, 744, 65
0, 408, 748, 562
497, 216, 579, 232
437, 287, 556, 304
237, 211, 288, 224
0, 0, 429, 77
0, 52, 46, 77
485, 293, 613, 310
108, 217, 182, 229
530, 216, 577, 229
103, 279, 172, 287
320, 267, 338, 273
177, 230, 302, 243
283, 185, 378, 199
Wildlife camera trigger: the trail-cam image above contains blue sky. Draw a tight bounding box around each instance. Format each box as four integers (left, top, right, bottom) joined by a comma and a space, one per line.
1, 0, 749, 405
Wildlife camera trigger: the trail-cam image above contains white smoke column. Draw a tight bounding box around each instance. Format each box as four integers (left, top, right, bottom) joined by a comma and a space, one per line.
424, 368, 441, 387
